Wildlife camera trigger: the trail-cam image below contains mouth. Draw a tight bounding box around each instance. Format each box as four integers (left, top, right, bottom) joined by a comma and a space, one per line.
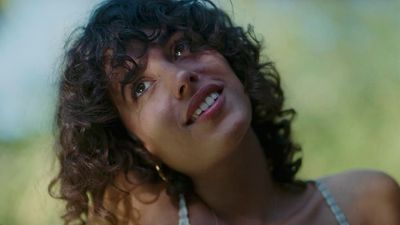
186, 84, 223, 125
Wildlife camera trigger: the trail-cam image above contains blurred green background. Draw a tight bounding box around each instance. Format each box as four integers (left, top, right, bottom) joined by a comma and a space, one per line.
0, 0, 399, 224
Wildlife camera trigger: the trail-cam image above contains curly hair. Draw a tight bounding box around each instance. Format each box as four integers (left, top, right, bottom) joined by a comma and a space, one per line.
49, 0, 302, 224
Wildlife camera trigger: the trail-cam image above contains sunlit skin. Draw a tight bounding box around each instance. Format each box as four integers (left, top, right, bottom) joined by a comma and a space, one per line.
108, 31, 294, 223
104, 32, 400, 225
110, 32, 253, 177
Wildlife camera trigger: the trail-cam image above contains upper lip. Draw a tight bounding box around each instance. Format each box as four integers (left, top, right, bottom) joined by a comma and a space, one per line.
185, 83, 223, 125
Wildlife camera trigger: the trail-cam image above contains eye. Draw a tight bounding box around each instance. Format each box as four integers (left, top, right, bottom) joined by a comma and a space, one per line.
133, 80, 152, 98
173, 39, 191, 59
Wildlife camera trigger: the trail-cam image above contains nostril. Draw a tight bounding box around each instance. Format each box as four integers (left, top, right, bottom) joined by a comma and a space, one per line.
179, 85, 185, 95
175, 71, 197, 98
189, 75, 198, 82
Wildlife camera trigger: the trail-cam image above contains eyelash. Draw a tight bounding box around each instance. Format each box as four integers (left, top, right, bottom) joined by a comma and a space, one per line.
130, 37, 192, 99
132, 79, 152, 98
173, 38, 191, 60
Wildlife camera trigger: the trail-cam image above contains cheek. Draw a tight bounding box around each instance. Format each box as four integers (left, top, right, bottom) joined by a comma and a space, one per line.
134, 103, 193, 171
133, 100, 178, 156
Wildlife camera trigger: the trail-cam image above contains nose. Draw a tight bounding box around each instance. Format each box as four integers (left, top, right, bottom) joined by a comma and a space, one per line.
172, 69, 198, 99
146, 48, 198, 99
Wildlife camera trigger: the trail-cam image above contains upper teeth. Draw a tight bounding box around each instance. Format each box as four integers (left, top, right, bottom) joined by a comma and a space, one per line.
192, 92, 220, 121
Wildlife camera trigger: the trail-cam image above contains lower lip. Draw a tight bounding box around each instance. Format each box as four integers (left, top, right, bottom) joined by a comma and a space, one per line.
194, 92, 225, 124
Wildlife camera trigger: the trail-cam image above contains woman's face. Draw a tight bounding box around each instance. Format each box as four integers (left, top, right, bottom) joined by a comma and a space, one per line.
110, 32, 252, 176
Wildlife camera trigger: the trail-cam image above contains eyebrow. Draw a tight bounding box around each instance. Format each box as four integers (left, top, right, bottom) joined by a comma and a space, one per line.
157, 31, 173, 46
150, 29, 180, 47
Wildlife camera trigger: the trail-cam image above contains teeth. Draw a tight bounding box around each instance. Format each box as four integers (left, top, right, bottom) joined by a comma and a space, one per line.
205, 96, 214, 105
194, 108, 202, 116
191, 92, 220, 122
200, 102, 209, 110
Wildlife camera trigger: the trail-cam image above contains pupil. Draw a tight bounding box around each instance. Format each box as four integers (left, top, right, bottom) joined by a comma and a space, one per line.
175, 42, 187, 57
176, 47, 183, 56
136, 83, 145, 94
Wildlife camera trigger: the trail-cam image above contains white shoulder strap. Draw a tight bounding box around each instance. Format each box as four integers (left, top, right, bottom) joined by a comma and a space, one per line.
178, 194, 191, 225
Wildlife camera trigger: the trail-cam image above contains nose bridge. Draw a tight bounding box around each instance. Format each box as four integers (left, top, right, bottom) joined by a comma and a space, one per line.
148, 50, 196, 99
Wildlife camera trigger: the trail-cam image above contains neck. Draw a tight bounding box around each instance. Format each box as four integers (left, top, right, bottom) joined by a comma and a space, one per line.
191, 128, 287, 223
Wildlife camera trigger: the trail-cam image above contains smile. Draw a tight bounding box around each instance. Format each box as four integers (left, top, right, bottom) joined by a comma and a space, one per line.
191, 92, 220, 122
186, 84, 224, 125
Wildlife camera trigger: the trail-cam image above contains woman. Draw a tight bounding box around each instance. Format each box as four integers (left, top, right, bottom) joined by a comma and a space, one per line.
50, 0, 400, 224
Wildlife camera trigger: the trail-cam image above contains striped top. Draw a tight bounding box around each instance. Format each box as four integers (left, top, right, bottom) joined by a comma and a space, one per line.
178, 180, 350, 225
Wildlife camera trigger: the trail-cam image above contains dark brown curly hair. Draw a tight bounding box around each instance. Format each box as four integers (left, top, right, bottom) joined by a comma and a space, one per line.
49, 0, 302, 224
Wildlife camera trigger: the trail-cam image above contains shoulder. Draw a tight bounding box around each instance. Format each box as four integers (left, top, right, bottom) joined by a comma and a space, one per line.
88, 172, 179, 225
320, 170, 400, 225
87, 172, 215, 225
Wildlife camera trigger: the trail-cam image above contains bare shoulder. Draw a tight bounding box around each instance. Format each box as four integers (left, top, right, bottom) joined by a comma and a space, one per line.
320, 170, 400, 225
87, 172, 215, 225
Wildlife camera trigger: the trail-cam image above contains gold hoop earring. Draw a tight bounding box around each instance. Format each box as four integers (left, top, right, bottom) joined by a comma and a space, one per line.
155, 164, 168, 182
